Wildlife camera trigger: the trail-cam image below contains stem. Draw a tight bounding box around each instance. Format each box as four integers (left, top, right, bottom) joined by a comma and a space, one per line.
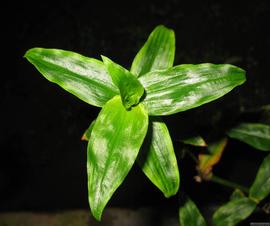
211, 175, 249, 193
185, 148, 198, 163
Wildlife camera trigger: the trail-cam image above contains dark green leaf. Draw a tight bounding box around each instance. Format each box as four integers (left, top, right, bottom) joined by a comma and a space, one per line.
25, 48, 118, 107
81, 120, 96, 141
181, 136, 207, 147
87, 96, 148, 220
227, 123, 270, 151
102, 56, 144, 109
212, 197, 256, 226
230, 189, 245, 201
137, 118, 180, 197
131, 25, 175, 76
139, 64, 246, 115
179, 197, 207, 226
249, 153, 270, 203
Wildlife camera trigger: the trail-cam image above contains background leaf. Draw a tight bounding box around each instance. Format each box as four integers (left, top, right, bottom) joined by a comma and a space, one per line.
181, 136, 207, 147
197, 138, 227, 178
230, 189, 245, 201
102, 56, 144, 109
212, 197, 256, 226
81, 120, 96, 141
249, 153, 270, 202
179, 197, 207, 226
25, 48, 118, 107
131, 25, 175, 76
87, 96, 148, 220
137, 118, 180, 197
139, 63, 246, 115
227, 123, 270, 151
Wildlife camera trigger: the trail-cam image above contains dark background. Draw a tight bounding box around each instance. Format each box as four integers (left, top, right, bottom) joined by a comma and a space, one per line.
1, 0, 270, 223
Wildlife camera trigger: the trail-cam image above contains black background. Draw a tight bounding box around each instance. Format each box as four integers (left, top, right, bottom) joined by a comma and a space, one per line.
1, 0, 270, 223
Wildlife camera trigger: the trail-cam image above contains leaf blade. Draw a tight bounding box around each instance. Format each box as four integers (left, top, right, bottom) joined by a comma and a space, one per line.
227, 123, 270, 151
179, 197, 207, 226
137, 118, 180, 197
249, 153, 270, 202
131, 25, 175, 76
25, 48, 118, 107
87, 96, 148, 220
139, 63, 246, 116
197, 138, 227, 179
212, 197, 256, 226
102, 56, 144, 109
181, 136, 207, 147
81, 120, 96, 141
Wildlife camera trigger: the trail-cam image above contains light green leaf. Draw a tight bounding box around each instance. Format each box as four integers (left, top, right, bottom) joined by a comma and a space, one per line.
249, 153, 270, 203
81, 120, 96, 141
179, 197, 207, 226
227, 123, 270, 151
25, 48, 118, 107
181, 136, 207, 147
131, 25, 175, 76
212, 197, 256, 226
137, 118, 180, 197
87, 96, 148, 220
102, 56, 144, 109
139, 64, 246, 116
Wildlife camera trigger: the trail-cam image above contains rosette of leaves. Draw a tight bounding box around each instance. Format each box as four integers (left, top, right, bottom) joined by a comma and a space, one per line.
24, 25, 246, 220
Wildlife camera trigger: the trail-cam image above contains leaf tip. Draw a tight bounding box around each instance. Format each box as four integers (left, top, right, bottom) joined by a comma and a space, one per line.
81, 133, 89, 141
91, 209, 102, 221
101, 55, 110, 65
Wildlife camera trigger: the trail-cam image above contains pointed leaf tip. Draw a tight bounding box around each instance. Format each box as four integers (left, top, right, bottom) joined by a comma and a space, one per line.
137, 118, 180, 197
131, 25, 175, 76
179, 197, 207, 226
102, 56, 144, 109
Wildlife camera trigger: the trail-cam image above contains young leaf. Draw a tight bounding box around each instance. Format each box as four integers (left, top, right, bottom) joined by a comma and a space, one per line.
131, 25, 175, 76
102, 56, 144, 109
137, 118, 180, 197
179, 197, 207, 226
249, 153, 270, 203
197, 138, 227, 179
181, 136, 207, 147
87, 96, 148, 220
212, 197, 256, 226
25, 48, 118, 107
227, 123, 270, 151
81, 120, 96, 141
230, 189, 245, 201
139, 63, 246, 115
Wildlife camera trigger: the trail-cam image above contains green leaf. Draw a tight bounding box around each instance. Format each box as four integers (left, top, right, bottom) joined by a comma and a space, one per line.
87, 96, 148, 220
179, 197, 207, 226
230, 189, 245, 201
81, 120, 96, 141
139, 64, 246, 116
227, 123, 270, 151
212, 197, 256, 226
25, 48, 118, 107
102, 56, 144, 109
131, 25, 175, 76
249, 153, 270, 203
181, 136, 207, 147
137, 118, 180, 197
